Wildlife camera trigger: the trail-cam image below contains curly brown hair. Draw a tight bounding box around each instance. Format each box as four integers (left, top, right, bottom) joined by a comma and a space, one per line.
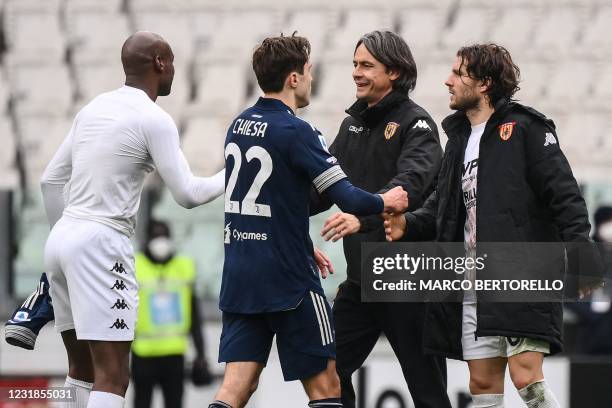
457, 43, 521, 105
252, 33, 311, 93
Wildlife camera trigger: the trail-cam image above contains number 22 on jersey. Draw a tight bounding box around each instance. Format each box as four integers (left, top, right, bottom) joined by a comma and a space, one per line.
225, 142, 273, 217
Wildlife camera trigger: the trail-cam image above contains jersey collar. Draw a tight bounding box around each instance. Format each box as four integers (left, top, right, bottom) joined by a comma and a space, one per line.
255, 97, 295, 115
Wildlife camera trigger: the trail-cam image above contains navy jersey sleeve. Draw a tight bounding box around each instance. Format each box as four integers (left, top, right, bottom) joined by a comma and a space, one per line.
289, 120, 347, 194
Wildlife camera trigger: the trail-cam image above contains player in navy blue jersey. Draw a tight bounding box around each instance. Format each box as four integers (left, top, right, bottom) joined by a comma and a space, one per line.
208, 34, 408, 408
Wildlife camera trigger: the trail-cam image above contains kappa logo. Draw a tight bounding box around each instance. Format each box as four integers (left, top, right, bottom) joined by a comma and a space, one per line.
111, 299, 130, 310
506, 337, 521, 347
110, 262, 126, 274
544, 132, 557, 147
110, 280, 127, 290
109, 318, 129, 330
412, 120, 430, 130
348, 125, 364, 134
224, 223, 268, 244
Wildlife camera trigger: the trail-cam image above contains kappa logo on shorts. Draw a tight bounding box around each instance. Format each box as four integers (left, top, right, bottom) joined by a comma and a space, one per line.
110, 262, 126, 274
110, 280, 127, 290
109, 318, 129, 330
506, 337, 521, 346
111, 299, 130, 310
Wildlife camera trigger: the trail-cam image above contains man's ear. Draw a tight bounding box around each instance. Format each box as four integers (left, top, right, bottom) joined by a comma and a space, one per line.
287, 72, 299, 89
479, 77, 491, 94
387, 68, 400, 81
154, 55, 164, 73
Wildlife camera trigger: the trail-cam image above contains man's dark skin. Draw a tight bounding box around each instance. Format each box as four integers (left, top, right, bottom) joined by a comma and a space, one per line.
62, 31, 176, 397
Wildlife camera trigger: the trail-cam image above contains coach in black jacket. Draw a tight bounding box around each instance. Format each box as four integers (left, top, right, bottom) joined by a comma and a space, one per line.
384, 44, 599, 408
311, 31, 450, 408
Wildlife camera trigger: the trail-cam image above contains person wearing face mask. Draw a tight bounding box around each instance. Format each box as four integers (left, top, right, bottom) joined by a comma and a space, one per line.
131, 219, 211, 408
567, 206, 612, 355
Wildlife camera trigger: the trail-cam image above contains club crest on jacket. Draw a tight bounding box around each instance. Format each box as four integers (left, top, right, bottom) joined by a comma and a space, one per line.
499, 121, 516, 141
384, 122, 400, 140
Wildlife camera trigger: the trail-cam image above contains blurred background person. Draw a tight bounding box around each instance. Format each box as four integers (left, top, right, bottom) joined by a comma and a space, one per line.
132, 219, 212, 408
566, 206, 612, 355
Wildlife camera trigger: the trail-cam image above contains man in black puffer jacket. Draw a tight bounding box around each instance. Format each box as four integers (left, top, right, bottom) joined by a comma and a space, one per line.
384, 43, 601, 408
310, 31, 450, 408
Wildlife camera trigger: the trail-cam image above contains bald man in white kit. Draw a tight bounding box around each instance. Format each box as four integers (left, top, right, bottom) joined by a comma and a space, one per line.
41, 32, 224, 408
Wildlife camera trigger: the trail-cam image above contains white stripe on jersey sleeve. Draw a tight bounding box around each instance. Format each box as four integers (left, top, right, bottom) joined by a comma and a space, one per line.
313, 166, 347, 194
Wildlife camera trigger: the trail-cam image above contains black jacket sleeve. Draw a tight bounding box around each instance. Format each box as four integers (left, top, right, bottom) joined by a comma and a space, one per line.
524, 118, 590, 243
190, 290, 205, 358
402, 189, 438, 241
359, 118, 442, 233
524, 117, 604, 289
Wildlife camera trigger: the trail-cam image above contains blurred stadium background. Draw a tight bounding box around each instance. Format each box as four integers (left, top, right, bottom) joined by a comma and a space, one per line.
0, 0, 611, 406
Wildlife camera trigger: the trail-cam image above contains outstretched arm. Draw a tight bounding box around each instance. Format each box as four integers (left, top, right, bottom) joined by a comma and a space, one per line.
145, 113, 225, 208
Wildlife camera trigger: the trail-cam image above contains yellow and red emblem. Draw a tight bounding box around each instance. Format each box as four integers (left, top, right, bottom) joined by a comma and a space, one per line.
384, 122, 400, 140
498, 121, 516, 141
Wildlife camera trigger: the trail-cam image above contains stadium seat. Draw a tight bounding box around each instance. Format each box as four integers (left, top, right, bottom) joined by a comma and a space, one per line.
190, 61, 248, 117
3, 0, 62, 16
190, 10, 224, 52
398, 6, 447, 63
560, 111, 609, 166
16, 115, 72, 186
280, 9, 335, 66
181, 116, 227, 175
133, 12, 194, 64
7, 65, 73, 117
198, 9, 282, 66
411, 61, 452, 107
310, 62, 358, 116
541, 60, 597, 108
512, 60, 551, 107
528, 5, 588, 58
64, 0, 124, 15
579, 5, 612, 57
440, 6, 496, 53
128, 0, 190, 12
487, 5, 543, 57
324, 9, 394, 58
0, 73, 10, 117
73, 63, 125, 107
3, 13, 66, 66
66, 12, 131, 64
0, 118, 18, 189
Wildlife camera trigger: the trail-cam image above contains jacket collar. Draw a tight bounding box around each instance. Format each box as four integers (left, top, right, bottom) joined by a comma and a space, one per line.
255, 97, 295, 115
345, 90, 409, 127
441, 98, 513, 138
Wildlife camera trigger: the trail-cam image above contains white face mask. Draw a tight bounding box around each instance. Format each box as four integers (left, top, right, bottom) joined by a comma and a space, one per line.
148, 236, 174, 260
598, 221, 612, 243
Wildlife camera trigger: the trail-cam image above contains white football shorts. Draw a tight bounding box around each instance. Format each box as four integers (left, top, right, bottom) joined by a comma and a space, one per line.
462, 302, 550, 360
44, 216, 138, 341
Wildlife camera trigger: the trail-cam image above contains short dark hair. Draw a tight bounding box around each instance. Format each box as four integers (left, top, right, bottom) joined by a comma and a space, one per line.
457, 43, 521, 105
355, 31, 417, 95
252, 33, 311, 93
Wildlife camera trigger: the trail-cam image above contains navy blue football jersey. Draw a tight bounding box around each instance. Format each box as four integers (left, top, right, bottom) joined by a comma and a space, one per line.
220, 97, 346, 313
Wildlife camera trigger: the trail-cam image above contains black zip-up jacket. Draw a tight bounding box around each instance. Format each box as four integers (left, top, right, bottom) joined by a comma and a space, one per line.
403, 99, 597, 359
310, 90, 442, 284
